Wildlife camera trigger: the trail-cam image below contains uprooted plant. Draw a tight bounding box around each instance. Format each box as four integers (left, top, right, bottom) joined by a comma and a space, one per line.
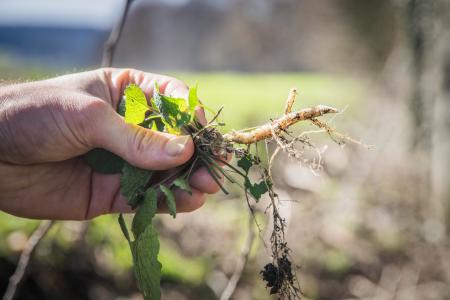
85, 84, 360, 300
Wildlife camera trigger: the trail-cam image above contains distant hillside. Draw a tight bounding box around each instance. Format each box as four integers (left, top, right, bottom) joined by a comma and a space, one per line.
0, 0, 397, 73
113, 0, 397, 73
0, 26, 108, 68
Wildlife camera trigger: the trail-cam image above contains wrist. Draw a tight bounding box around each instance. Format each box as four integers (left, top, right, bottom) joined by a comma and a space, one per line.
0, 82, 34, 162
0, 85, 15, 162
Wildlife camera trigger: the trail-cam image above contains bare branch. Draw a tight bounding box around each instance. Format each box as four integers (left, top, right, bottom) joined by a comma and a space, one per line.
219, 212, 256, 300
101, 0, 135, 67
3, 221, 55, 300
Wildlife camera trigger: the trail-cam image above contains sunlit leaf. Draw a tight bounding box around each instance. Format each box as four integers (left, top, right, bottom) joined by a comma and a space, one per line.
188, 84, 200, 120
153, 83, 194, 131
124, 84, 149, 124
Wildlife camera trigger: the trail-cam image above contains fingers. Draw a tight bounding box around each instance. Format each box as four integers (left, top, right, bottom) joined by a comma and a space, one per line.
195, 106, 207, 125
157, 188, 206, 214
109, 186, 206, 215
99, 160, 232, 217
91, 68, 224, 217
90, 68, 215, 171
91, 173, 206, 217
103, 68, 190, 108
102, 160, 231, 217
162, 76, 189, 99
106, 164, 229, 217
103, 68, 207, 123
89, 107, 194, 170
188, 167, 223, 194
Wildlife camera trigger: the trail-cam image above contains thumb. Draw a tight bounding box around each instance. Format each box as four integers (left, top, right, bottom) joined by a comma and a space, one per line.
90, 107, 194, 170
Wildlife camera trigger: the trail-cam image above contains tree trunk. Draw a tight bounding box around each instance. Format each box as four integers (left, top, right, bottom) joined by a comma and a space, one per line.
404, 0, 450, 237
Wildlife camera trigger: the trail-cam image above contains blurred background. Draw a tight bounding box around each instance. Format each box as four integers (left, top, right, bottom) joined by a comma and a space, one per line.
1, 0, 449, 299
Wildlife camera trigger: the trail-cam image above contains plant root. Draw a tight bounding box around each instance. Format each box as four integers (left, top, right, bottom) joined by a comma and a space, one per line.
223, 105, 339, 144
146, 87, 362, 300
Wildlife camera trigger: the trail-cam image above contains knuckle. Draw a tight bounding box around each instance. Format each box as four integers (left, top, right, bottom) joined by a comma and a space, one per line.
168, 77, 184, 85
85, 98, 109, 115
164, 77, 188, 96
130, 127, 156, 157
74, 98, 110, 145
171, 78, 188, 89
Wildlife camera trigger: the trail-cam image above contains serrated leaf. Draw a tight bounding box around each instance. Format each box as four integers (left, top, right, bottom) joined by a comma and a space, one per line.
124, 84, 148, 124
245, 178, 269, 202
172, 178, 192, 195
237, 155, 253, 174
130, 224, 161, 300
84, 148, 124, 174
160, 185, 176, 218
121, 162, 153, 208
132, 188, 158, 238
153, 84, 192, 130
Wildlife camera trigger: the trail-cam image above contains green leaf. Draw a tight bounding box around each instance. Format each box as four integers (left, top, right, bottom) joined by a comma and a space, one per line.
153, 84, 192, 130
130, 224, 161, 300
245, 178, 269, 202
132, 188, 158, 238
118, 214, 131, 242
121, 162, 153, 209
188, 84, 200, 120
160, 185, 176, 218
151, 118, 165, 132
118, 98, 126, 117
172, 178, 192, 195
84, 148, 124, 174
237, 155, 253, 174
124, 84, 149, 124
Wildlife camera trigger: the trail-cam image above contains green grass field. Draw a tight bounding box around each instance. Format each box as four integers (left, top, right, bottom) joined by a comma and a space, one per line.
0, 58, 364, 130
173, 72, 364, 131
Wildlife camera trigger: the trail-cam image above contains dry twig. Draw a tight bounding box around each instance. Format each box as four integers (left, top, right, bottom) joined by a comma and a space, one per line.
2, 221, 54, 300
219, 211, 256, 300
102, 0, 135, 67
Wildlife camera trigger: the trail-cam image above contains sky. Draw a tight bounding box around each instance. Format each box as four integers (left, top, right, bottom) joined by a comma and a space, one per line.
0, 0, 242, 29
0, 0, 124, 29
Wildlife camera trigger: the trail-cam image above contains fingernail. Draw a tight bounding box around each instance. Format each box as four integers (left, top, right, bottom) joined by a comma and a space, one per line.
165, 135, 190, 156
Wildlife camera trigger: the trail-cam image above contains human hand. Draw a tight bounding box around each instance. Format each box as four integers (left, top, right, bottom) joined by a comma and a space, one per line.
0, 68, 223, 220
